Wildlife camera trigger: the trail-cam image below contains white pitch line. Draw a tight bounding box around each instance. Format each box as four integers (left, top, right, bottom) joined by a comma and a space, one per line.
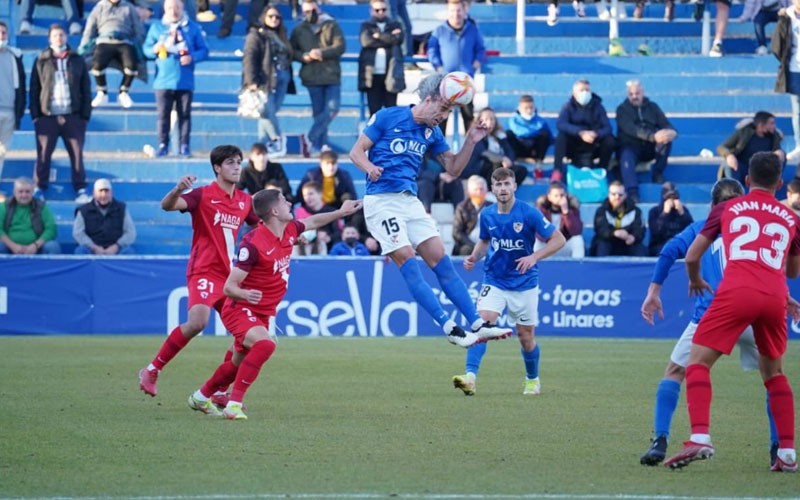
4, 493, 793, 500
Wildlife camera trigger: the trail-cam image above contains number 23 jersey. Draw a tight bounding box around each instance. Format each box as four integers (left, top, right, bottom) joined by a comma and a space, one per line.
701, 189, 800, 296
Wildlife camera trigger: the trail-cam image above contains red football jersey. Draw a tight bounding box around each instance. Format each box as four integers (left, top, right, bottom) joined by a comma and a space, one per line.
225, 219, 306, 317
181, 182, 260, 278
701, 189, 800, 296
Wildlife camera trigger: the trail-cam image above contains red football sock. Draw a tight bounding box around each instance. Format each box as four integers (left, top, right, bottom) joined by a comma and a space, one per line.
765, 374, 795, 449
151, 326, 190, 371
230, 340, 276, 404
215, 349, 236, 394
686, 364, 712, 435
200, 360, 238, 398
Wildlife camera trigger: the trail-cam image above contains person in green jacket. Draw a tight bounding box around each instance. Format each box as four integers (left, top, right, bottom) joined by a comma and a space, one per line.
0, 177, 61, 254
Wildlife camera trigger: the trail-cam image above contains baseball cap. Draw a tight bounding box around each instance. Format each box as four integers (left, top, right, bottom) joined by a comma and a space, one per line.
94, 178, 112, 191
661, 181, 679, 200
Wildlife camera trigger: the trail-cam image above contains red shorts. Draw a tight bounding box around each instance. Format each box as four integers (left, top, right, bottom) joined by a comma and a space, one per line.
187, 274, 227, 312
694, 287, 788, 359
221, 301, 271, 353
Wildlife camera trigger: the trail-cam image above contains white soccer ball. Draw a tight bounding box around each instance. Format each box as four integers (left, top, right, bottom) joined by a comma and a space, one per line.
439, 71, 475, 106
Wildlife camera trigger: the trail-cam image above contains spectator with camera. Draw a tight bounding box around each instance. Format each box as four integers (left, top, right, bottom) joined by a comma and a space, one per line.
647, 182, 693, 256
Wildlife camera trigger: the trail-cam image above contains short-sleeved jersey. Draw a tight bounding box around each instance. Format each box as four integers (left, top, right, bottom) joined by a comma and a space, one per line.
363, 106, 450, 196
224, 219, 305, 317
478, 200, 556, 290
652, 220, 725, 323
701, 189, 800, 297
181, 182, 260, 278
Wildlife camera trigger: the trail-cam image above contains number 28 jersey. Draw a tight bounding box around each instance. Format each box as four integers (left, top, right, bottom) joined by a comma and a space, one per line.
701, 189, 800, 296
181, 182, 260, 278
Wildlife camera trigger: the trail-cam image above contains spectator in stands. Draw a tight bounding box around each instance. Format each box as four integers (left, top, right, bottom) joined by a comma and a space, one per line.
73, 178, 136, 254
590, 180, 646, 256
535, 181, 585, 258
30, 23, 92, 204
358, 0, 406, 117
615, 79, 677, 203
237, 143, 293, 203
553, 79, 615, 183
506, 95, 553, 167
388, 0, 414, 68
329, 224, 371, 256
296, 150, 356, 211
427, 0, 486, 133
773, 4, 800, 162
18, 0, 83, 35
740, 0, 787, 55
694, 0, 731, 56
717, 111, 785, 184
0, 21, 26, 196
465, 107, 527, 186
79, 0, 146, 109
290, 0, 345, 156
293, 181, 340, 255
243, 5, 295, 158
547, 0, 560, 26
215, 0, 267, 38
452, 175, 491, 256
0, 177, 60, 254
144, 0, 209, 158
632, 0, 676, 20
647, 181, 693, 256
417, 150, 465, 213
782, 176, 800, 215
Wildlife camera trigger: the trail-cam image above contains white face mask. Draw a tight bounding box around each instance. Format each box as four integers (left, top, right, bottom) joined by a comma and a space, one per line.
50, 44, 67, 53
0, 40, 8, 49
575, 90, 592, 106
519, 112, 534, 121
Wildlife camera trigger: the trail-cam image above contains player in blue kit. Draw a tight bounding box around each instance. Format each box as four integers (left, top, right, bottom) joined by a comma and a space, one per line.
639, 178, 779, 466
453, 167, 565, 396
349, 72, 512, 348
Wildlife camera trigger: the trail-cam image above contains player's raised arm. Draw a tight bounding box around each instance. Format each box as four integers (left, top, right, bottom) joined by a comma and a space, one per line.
303, 199, 364, 231
161, 175, 195, 211
349, 134, 383, 182
223, 266, 262, 304
439, 119, 490, 179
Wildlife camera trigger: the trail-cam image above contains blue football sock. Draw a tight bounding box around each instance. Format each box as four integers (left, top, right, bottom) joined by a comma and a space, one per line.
431, 256, 480, 325
766, 392, 778, 445
654, 379, 681, 438
521, 343, 540, 380
399, 259, 449, 327
466, 342, 487, 375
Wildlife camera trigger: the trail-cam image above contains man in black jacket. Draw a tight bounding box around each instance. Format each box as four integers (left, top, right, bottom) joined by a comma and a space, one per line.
615, 80, 677, 202
73, 178, 137, 254
591, 180, 646, 256
358, 0, 406, 117
30, 24, 92, 203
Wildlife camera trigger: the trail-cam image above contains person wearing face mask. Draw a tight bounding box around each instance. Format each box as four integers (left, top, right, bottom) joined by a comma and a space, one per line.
290, 0, 345, 156
73, 178, 137, 255
144, 0, 209, 158
358, 0, 406, 117
452, 175, 492, 256
506, 95, 553, 169
79, 0, 146, 109
0, 21, 26, 197
329, 225, 372, 256
29, 23, 92, 204
243, 5, 296, 158
615, 79, 677, 202
553, 78, 616, 183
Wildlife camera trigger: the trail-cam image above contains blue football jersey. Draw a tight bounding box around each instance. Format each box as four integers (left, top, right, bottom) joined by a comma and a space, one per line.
478, 200, 556, 290
363, 106, 450, 196
651, 219, 725, 323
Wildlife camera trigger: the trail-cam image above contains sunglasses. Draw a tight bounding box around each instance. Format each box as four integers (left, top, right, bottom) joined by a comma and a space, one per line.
373, 7, 387, 12
609, 192, 625, 197
267, 13, 282, 19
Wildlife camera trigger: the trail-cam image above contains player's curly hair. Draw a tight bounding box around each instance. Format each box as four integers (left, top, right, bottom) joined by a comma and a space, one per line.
415, 73, 446, 102
711, 178, 744, 206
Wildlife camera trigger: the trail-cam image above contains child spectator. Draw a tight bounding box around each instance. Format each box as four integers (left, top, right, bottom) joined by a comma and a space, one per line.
329, 225, 371, 256
506, 95, 553, 167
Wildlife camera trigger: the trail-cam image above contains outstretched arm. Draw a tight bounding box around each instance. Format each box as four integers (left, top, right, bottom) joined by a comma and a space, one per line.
161, 175, 194, 211
303, 200, 364, 231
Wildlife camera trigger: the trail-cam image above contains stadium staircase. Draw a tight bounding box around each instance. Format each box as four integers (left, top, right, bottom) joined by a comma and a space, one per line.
0, 0, 794, 254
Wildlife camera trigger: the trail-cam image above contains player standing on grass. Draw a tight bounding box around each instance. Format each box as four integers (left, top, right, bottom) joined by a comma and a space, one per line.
349, 72, 512, 348
664, 152, 800, 472
138, 145, 259, 404
639, 178, 780, 466
452, 167, 565, 396
187, 189, 363, 419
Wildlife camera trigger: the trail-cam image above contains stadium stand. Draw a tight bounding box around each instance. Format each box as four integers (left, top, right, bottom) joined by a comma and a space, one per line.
1, 0, 796, 255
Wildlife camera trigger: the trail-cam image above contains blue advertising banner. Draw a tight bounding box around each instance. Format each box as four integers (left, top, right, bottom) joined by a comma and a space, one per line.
1, 256, 798, 340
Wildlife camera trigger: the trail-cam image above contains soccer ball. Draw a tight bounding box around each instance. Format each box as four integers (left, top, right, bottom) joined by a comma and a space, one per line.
439, 71, 475, 106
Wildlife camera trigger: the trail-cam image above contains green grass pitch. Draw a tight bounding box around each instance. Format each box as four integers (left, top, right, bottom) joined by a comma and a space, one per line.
0, 335, 797, 499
